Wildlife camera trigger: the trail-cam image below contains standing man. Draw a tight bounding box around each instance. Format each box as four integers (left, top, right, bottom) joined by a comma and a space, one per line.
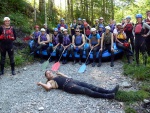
76, 18, 85, 34
70, 19, 77, 36
99, 17, 106, 32
57, 18, 68, 31
0, 17, 16, 75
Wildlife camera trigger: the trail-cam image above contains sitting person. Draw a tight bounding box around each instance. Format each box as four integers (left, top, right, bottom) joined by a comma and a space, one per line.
47, 28, 59, 62
98, 25, 104, 37
86, 28, 100, 67
30, 25, 41, 54
36, 28, 50, 62
116, 27, 133, 63
37, 70, 119, 99
71, 28, 85, 65
98, 26, 114, 67
61, 29, 72, 64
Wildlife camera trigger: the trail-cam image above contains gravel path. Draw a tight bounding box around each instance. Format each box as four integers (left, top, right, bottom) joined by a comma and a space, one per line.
0, 60, 128, 113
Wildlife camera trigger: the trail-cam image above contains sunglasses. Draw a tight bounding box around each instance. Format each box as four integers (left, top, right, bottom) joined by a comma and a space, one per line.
76, 31, 80, 32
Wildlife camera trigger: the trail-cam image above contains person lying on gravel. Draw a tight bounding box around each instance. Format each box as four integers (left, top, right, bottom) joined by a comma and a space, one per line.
37, 71, 119, 99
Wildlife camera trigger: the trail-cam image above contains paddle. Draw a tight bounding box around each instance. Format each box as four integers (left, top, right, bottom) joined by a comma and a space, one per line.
51, 48, 66, 71
41, 49, 55, 70
78, 48, 93, 73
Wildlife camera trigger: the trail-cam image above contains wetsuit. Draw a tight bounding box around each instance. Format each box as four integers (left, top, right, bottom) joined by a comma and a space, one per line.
0, 26, 16, 75
134, 22, 150, 65
52, 76, 115, 99
124, 23, 134, 53
145, 19, 150, 55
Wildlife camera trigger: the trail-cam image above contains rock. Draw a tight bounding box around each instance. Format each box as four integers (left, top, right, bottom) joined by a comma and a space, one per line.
23, 67, 27, 71
38, 107, 44, 111
143, 99, 150, 103
121, 81, 132, 88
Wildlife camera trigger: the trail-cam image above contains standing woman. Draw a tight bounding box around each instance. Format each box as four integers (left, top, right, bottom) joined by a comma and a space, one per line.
145, 11, 150, 55
98, 26, 114, 67
134, 14, 150, 66
0, 17, 16, 75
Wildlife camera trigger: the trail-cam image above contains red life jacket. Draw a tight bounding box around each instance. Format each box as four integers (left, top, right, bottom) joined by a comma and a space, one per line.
124, 23, 133, 32
85, 26, 91, 35
0, 26, 15, 40
134, 23, 143, 34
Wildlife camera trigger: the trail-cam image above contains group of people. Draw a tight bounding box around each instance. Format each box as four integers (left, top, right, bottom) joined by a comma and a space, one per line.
30, 11, 150, 67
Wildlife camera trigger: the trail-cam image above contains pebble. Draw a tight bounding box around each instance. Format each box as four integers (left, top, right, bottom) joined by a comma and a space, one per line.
23, 67, 27, 71
38, 107, 44, 111
143, 99, 150, 103
121, 81, 132, 88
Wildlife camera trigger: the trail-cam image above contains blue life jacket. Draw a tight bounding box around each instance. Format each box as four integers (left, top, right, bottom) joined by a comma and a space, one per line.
98, 31, 103, 37
52, 34, 59, 45
40, 34, 47, 41
75, 34, 82, 46
90, 34, 99, 45
63, 35, 71, 46
99, 23, 105, 32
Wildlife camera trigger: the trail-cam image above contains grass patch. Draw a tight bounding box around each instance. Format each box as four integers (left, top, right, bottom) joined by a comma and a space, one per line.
125, 107, 137, 113
140, 82, 150, 92
115, 90, 150, 102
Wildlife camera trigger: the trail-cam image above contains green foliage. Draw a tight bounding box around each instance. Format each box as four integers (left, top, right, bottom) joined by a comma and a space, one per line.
125, 107, 137, 113
115, 90, 150, 102
140, 82, 150, 92
123, 55, 150, 80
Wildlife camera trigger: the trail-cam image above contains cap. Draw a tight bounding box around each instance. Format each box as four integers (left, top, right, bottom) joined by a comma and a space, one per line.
99, 17, 104, 20
60, 18, 65, 21
91, 28, 97, 32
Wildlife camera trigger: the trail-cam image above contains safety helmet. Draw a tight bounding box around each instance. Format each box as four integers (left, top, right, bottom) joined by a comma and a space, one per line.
63, 29, 68, 32
54, 28, 58, 32
60, 27, 65, 31
136, 14, 142, 18
3, 17, 10, 21
126, 16, 131, 19
91, 28, 97, 32
78, 18, 82, 21
60, 18, 65, 21
105, 26, 111, 30
40, 28, 45, 32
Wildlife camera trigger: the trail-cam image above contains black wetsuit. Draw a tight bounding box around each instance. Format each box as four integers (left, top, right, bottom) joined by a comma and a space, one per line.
53, 76, 115, 99
0, 26, 16, 74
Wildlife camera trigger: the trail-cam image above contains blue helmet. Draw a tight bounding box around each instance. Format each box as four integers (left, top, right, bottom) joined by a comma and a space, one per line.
126, 16, 131, 19
54, 28, 58, 32
78, 18, 82, 21
99, 25, 103, 28
136, 14, 142, 18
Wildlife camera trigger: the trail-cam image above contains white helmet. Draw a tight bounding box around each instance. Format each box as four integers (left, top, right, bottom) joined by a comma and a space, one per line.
63, 29, 67, 32
3, 17, 10, 21
40, 28, 46, 32
60, 27, 65, 31
91, 28, 97, 32
116, 23, 122, 26
105, 26, 111, 30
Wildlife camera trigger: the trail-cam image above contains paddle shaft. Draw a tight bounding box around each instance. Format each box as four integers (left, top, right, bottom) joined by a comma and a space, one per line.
85, 49, 93, 64
58, 48, 66, 62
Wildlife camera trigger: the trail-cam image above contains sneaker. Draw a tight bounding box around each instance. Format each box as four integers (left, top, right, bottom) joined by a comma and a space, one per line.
97, 62, 101, 67
79, 60, 82, 65
111, 85, 119, 95
72, 60, 76, 65
106, 93, 115, 99
12, 71, 16, 75
92, 62, 96, 67
110, 62, 114, 67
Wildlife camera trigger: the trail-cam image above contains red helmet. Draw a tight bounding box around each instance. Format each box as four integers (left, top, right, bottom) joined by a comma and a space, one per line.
84, 22, 88, 27
123, 42, 130, 48
34, 25, 39, 28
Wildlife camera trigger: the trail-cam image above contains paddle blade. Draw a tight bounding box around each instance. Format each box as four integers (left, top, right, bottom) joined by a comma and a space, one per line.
42, 60, 49, 70
78, 64, 86, 73
51, 62, 60, 71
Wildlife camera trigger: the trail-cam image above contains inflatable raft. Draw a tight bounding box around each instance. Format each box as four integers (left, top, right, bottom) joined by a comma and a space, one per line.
29, 40, 123, 59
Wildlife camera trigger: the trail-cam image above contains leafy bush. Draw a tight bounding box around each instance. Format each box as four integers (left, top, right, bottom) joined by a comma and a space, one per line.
125, 107, 137, 113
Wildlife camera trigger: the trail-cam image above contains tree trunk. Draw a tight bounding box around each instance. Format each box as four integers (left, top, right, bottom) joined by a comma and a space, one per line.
91, 0, 94, 25
39, 0, 45, 13
111, 0, 114, 20
70, 0, 74, 21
